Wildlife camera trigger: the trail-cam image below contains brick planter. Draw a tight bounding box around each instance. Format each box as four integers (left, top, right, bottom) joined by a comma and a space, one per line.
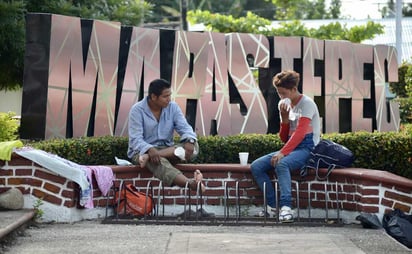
1, 155, 411, 223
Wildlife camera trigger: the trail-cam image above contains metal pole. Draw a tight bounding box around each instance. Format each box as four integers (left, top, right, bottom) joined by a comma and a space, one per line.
396, 0, 402, 64
180, 0, 188, 31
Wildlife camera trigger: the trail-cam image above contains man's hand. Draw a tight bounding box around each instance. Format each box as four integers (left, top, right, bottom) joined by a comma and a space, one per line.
271, 153, 284, 167
279, 102, 290, 123
147, 147, 161, 164
183, 142, 195, 160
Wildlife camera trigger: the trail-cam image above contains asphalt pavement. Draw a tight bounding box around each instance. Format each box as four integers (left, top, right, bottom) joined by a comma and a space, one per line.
0, 210, 411, 254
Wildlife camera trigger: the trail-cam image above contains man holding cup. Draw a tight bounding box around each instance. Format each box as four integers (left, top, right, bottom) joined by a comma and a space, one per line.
127, 79, 205, 194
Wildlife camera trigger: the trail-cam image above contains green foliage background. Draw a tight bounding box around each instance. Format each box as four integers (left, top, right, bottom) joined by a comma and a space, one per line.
0, 112, 20, 142
187, 10, 384, 43
27, 131, 412, 180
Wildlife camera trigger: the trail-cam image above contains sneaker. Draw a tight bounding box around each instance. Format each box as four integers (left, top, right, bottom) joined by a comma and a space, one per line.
279, 206, 294, 222
256, 205, 277, 218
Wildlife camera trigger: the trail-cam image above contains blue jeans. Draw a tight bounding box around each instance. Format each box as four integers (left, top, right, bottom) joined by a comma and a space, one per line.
250, 134, 314, 208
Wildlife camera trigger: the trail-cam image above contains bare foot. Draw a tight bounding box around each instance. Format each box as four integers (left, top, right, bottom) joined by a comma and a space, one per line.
139, 154, 149, 168
194, 169, 206, 193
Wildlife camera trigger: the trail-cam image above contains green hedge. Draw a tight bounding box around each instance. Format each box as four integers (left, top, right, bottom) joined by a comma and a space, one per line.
27, 136, 129, 165
27, 131, 412, 179
0, 112, 19, 142
397, 97, 412, 123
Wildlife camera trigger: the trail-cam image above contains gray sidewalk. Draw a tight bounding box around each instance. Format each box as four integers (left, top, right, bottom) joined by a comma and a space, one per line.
1, 210, 411, 254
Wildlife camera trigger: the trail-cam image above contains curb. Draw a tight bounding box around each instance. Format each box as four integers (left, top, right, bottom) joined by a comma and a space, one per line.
0, 210, 35, 240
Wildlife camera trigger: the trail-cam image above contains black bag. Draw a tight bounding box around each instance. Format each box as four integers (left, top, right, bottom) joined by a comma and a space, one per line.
302, 139, 354, 180
382, 209, 412, 249
356, 213, 382, 229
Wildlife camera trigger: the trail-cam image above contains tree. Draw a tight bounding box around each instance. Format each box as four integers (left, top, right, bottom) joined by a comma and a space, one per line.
328, 0, 341, 19
404, 3, 412, 16
243, 0, 277, 19
24, 0, 150, 26
310, 21, 384, 43
0, 0, 149, 91
187, 10, 384, 43
0, 1, 25, 91
144, 0, 276, 23
268, 0, 341, 20
390, 62, 410, 98
187, 10, 272, 34
390, 62, 412, 123
380, 0, 412, 18
146, 0, 342, 23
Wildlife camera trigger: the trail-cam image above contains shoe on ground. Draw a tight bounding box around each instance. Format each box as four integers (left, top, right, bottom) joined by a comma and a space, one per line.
279, 206, 294, 222
256, 205, 277, 218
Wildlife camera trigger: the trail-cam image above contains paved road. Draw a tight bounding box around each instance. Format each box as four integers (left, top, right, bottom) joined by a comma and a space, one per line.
1, 219, 411, 254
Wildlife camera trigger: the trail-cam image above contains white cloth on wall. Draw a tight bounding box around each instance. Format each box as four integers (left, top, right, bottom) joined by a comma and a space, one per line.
14, 147, 115, 208
14, 147, 91, 205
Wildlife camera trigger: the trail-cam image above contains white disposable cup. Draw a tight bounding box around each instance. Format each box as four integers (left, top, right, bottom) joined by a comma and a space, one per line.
239, 152, 249, 165
174, 147, 186, 160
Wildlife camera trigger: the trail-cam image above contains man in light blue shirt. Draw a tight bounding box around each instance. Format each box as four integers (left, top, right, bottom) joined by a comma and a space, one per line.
128, 79, 205, 193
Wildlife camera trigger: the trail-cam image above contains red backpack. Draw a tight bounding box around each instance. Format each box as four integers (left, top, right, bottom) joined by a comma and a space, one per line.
114, 184, 155, 216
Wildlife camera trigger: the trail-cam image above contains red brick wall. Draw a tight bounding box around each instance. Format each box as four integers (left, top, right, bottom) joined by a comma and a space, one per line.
0, 154, 79, 208
1, 154, 411, 221
110, 164, 412, 216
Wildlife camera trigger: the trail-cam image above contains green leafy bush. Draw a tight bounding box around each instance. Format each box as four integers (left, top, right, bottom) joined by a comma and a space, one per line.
390, 62, 410, 98
0, 112, 19, 141
389, 61, 412, 123
397, 97, 412, 123
25, 131, 412, 179
29, 136, 129, 165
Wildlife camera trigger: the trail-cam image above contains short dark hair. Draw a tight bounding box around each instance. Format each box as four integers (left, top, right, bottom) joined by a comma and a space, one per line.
273, 70, 300, 90
148, 79, 171, 97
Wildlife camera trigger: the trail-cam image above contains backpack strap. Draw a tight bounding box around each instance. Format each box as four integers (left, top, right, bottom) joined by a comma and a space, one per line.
300, 157, 337, 181
300, 166, 309, 178
315, 158, 336, 181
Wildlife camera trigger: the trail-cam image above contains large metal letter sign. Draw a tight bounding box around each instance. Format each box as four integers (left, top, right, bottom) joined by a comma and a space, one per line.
374, 45, 400, 131
115, 27, 160, 136
45, 14, 120, 138
171, 31, 209, 130
21, 13, 400, 140
226, 33, 270, 134
302, 37, 324, 131
196, 32, 231, 136
324, 40, 354, 133
47, 14, 78, 138
274, 36, 301, 71
352, 43, 373, 132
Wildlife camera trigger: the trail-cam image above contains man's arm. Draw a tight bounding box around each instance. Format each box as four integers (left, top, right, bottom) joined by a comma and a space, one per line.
172, 103, 197, 142
128, 105, 153, 157
170, 103, 197, 160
